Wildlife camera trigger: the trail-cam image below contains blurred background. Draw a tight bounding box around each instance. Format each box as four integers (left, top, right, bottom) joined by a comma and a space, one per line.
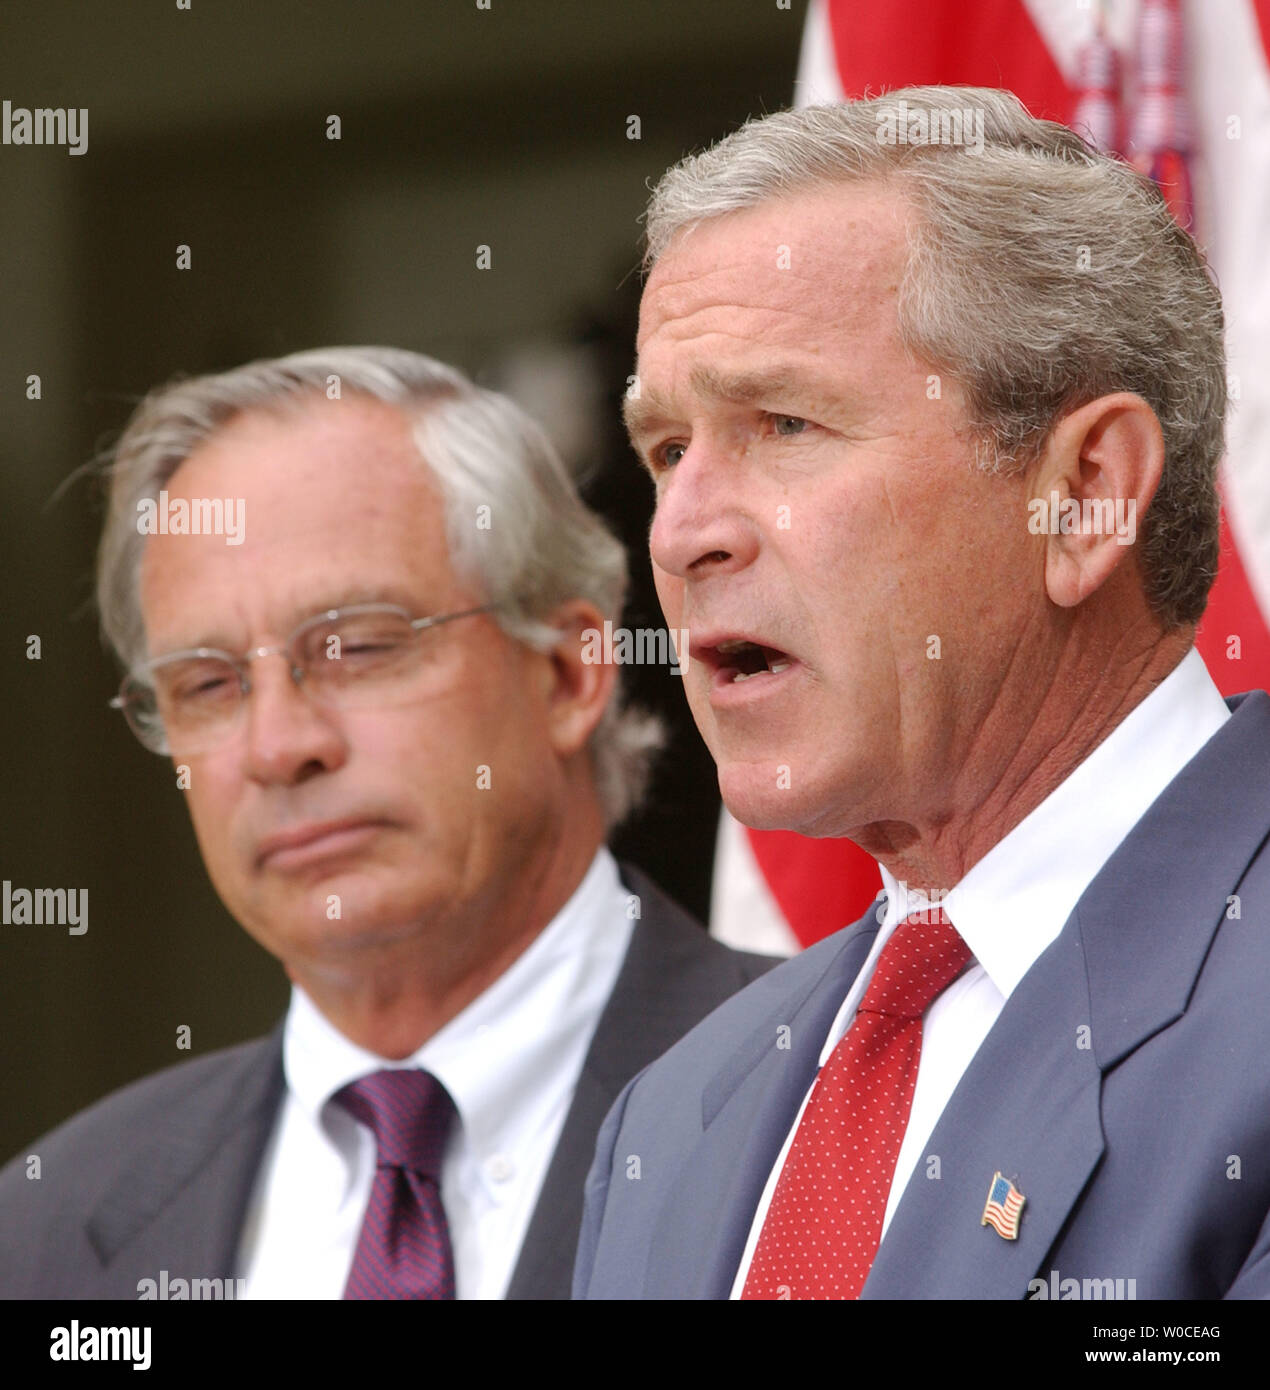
0, 0, 808, 1159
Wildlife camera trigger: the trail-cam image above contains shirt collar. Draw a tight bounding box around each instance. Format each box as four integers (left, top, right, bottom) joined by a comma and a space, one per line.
878, 647, 1230, 1000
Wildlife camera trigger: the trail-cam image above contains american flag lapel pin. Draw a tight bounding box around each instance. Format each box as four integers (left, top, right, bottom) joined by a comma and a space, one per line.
981, 1171, 1026, 1240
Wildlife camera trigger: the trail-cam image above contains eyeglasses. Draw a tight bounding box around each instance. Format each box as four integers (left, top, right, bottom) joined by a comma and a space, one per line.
110, 601, 500, 756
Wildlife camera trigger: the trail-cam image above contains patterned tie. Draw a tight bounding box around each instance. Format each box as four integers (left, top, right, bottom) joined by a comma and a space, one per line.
335, 1068, 457, 1300
742, 909, 972, 1300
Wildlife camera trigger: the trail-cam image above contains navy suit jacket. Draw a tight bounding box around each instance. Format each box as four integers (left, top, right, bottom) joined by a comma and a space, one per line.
0, 863, 772, 1299
574, 693, 1270, 1299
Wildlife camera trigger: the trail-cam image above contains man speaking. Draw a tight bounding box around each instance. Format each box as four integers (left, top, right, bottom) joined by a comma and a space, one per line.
575, 86, 1270, 1299
0, 346, 769, 1299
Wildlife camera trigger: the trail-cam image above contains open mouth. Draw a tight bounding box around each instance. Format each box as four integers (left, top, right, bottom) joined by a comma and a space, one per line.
712, 638, 794, 684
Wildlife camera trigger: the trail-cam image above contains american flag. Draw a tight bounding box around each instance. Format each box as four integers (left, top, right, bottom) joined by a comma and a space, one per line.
982, 1172, 1026, 1241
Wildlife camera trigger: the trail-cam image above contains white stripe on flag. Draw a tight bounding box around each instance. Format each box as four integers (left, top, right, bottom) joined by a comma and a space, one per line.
793, 0, 842, 108
710, 810, 800, 957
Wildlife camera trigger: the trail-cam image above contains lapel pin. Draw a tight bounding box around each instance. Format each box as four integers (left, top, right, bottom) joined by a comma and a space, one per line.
981, 1170, 1026, 1241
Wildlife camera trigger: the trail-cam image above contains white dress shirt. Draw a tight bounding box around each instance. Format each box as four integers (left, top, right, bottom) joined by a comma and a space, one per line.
732, 648, 1231, 1295
237, 846, 635, 1300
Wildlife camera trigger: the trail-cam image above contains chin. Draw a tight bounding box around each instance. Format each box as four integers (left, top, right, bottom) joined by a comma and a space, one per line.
717, 760, 866, 838
315, 916, 424, 957
717, 765, 803, 833
288, 911, 432, 972
246, 874, 432, 959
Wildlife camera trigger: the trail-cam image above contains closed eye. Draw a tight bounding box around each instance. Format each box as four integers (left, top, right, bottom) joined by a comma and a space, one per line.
169, 668, 236, 704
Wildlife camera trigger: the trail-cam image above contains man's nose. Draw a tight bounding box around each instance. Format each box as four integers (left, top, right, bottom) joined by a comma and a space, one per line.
648, 439, 757, 581
241, 658, 348, 785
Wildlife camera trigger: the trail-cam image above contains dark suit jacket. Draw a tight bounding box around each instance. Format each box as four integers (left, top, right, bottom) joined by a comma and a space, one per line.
575, 693, 1270, 1300
0, 862, 772, 1299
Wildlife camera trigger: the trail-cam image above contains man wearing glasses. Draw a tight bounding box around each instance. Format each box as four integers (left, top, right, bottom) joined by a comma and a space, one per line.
0, 346, 770, 1300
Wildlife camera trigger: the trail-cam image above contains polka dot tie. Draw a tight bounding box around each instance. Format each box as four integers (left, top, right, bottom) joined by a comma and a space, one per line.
334, 1069, 457, 1300
741, 910, 972, 1300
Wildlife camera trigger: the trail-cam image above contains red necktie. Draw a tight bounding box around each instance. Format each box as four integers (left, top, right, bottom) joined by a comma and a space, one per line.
335, 1068, 457, 1300
742, 909, 972, 1300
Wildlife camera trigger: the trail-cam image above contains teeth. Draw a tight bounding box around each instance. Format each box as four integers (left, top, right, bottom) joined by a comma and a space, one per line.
716, 639, 750, 654
731, 663, 792, 683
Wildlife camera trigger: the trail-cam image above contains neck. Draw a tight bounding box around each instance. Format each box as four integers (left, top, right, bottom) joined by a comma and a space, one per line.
854, 615, 1193, 894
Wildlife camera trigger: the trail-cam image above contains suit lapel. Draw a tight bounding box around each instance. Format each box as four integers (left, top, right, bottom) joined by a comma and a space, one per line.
645, 916, 881, 1298
870, 690, 1270, 1298
507, 862, 770, 1299
506, 1066, 620, 1300
85, 1031, 285, 1296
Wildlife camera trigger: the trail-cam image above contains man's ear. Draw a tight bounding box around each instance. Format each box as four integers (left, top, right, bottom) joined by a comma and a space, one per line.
1028, 392, 1165, 610
536, 600, 617, 759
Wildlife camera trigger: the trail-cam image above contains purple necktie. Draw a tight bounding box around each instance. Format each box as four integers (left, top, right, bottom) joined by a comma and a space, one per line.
335, 1069, 457, 1300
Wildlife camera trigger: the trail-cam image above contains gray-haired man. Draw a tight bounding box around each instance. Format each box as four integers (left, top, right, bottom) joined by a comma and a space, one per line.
0, 346, 771, 1299
575, 87, 1270, 1299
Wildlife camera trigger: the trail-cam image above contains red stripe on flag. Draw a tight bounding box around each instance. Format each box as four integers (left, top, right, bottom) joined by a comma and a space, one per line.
1196, 505, 1270, 696
826, 0, 1072, 122
1254, 0, 1270, 67
745, 826, 881, 950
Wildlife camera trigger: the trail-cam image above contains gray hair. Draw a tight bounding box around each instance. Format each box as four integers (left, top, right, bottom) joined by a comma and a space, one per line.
645, 86, 1226, 628
96, 345, 663, 829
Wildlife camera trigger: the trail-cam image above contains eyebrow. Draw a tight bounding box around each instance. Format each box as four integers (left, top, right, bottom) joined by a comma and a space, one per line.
623, 364, 814, 445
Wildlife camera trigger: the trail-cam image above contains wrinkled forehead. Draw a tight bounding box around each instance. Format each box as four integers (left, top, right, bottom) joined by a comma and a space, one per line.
637, 182, 912, 347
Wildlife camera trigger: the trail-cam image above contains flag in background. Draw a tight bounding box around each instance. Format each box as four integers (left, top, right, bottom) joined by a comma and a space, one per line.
711, 0, 1270, 957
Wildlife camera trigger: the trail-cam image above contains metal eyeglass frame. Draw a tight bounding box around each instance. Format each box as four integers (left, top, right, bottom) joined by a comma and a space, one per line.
108, 600, 502, 755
